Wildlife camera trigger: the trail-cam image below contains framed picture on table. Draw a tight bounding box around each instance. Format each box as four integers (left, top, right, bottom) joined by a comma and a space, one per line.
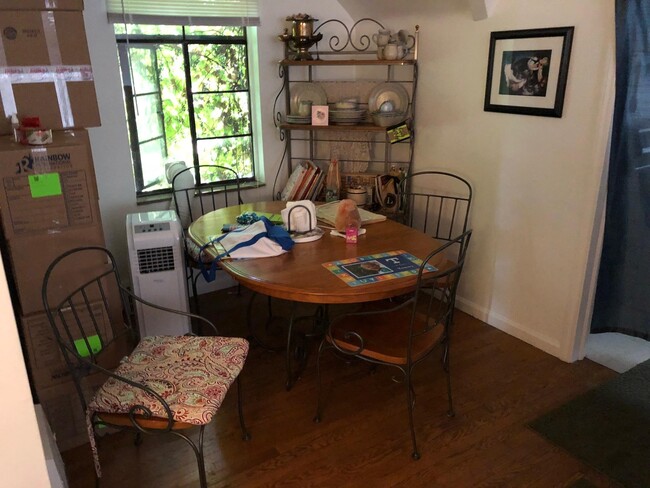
484, 26, 574, 117
311, 105, 329, 126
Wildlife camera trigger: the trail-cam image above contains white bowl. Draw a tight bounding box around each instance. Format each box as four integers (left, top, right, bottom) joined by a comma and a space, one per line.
379, 100, 395, 112
334, 101, 358, 110
346, 187, 367, 205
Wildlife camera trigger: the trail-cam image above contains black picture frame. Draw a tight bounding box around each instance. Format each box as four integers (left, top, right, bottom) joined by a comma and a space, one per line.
484, 26, 574, 117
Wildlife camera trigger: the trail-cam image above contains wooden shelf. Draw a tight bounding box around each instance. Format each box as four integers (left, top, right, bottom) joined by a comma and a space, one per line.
280, 59, 416, 67
279, 123, 388, 132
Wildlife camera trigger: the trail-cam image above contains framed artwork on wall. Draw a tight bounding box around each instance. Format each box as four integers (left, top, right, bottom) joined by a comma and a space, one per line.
484, 26, 574, 117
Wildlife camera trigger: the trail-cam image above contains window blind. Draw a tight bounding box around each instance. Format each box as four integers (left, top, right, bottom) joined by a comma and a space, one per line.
106, 0, 260, 26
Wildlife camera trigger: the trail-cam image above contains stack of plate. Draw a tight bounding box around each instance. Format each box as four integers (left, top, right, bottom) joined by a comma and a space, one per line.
286, 114, 311, 124
329, 108, 366, 126
371, 111, 407, 127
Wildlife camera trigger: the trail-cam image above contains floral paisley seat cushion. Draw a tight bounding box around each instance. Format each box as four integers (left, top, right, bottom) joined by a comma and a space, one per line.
88, 335, 249, 425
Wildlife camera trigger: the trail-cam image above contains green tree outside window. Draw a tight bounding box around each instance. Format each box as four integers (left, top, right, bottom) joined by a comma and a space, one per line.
115, 24, 255, 196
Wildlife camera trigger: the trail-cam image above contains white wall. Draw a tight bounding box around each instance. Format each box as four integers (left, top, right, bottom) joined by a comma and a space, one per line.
340, 0, 615, 361
83, 0, 351, 288
84, 0, 615, 361
0, 262, 52, 487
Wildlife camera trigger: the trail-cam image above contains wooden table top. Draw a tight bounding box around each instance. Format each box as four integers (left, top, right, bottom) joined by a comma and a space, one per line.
188, 201, 444, 304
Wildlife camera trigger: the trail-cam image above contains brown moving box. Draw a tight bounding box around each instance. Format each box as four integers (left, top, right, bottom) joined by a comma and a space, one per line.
33, 315, 133, 451
20, 300, 113, 390
37, 372, 106, 452
0, 1, 84, 11
7, 223, 107, 314
0, 8, 100, 134
0, 129, 100, 240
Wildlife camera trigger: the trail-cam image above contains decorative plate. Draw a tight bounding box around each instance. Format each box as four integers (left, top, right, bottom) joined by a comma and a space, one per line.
290, 83, 328, 115
367, 83, 409, 114
286, 115, 311, 124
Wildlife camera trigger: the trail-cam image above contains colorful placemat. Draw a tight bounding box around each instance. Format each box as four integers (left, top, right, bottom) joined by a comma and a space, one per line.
322, 250, 437, 287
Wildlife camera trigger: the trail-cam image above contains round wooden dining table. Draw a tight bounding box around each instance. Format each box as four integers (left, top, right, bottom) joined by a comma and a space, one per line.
187, 201, 445, 305
189, 201, 446, 389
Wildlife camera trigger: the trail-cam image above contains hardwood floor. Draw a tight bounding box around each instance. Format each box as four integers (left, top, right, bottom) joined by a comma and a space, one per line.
62, 287, 620, 487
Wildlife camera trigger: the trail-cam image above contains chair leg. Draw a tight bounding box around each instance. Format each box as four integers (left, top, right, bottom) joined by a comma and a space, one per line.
406, 370, 420, 460
285, 301, 298, 391
172, 426, 207, 488
236, 375, 251, 441
313, 340, 327, 423
246, 293, 283, 352
444, 341, 455, 417
192, 271, 201, 316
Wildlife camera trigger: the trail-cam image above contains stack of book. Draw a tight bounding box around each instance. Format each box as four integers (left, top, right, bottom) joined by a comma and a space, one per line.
316, 201, 387, 228
280, 160, 326, 201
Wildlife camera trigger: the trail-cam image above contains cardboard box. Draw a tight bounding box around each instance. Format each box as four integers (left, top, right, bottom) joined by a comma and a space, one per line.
7, 223, 108, 314
0, 129, 100, 240
0, 9, 100, 134
37, 373, 106, 452
37, 381, 89, 452
0, 1, 83, 11
34, 331, 134, 451
20, 300, 113, 390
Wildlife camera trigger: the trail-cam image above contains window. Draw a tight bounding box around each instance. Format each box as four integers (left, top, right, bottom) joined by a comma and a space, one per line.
115, 24, 256, 196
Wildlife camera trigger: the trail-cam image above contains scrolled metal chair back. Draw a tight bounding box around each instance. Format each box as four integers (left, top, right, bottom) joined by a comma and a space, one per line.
399, 171, 472, 243
171, 164, 243, 230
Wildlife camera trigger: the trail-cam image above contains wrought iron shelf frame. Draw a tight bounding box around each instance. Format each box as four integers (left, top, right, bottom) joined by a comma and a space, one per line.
273, 18, 419, 199
280, 59, 416, 66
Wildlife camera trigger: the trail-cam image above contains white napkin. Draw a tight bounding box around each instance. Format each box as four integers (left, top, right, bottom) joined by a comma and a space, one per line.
281, 200, 317, 233
330, 228, 367, 238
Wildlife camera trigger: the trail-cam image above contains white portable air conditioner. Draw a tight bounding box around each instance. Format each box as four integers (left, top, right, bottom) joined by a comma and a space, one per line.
126, 211, 190, 337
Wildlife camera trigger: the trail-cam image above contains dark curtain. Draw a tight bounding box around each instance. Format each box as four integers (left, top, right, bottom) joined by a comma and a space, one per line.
591, 0, 650, 339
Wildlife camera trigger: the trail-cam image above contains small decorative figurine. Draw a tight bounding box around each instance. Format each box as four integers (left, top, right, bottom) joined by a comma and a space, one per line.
334, 199, 361, 233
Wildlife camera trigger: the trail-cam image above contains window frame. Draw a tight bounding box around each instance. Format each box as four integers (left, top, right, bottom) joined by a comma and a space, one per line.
115, 26, 256, 198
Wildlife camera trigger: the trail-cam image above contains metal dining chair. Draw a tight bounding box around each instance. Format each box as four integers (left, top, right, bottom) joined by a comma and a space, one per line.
171, 164, 243, 312
314, 230, 472, 460
42, 246, 250, 487
398, 171, 472, 253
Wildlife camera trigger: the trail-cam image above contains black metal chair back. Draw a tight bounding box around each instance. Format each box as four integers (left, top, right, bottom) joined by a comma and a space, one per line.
41, 246, 137, 410
410, 229, 472, 335
171, 164, 243, 231
171, 164, 243, 310
399, 171, 472, 243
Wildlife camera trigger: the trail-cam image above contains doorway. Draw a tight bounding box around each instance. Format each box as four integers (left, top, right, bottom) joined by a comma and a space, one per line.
585, 333, 650, 372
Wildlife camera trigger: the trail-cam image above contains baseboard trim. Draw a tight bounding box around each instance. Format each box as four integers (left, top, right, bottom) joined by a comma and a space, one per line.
455, 295, 567, 361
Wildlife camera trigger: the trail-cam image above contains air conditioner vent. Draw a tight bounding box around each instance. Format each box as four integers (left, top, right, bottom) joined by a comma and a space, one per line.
137, 246, 175, 274
127, 211, 189, 337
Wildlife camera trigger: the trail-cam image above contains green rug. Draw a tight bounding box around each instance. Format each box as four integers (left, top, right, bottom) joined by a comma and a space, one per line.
529, 358, 650, 488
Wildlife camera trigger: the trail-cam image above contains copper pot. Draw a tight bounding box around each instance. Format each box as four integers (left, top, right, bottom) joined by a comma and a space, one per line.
291, 19, 316, 38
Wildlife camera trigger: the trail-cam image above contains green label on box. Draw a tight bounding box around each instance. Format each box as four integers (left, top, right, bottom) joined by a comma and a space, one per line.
28, 173, 62, 198
74, 335, 102, 357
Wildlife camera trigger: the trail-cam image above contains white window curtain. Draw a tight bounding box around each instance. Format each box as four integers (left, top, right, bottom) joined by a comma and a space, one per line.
105, 0, 260, 26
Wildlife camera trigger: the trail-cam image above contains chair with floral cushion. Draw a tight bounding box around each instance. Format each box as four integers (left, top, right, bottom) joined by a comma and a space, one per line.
42, 246, 250, 487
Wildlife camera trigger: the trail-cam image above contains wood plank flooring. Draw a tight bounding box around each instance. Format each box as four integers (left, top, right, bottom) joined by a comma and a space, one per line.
61, 287, 620, 487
